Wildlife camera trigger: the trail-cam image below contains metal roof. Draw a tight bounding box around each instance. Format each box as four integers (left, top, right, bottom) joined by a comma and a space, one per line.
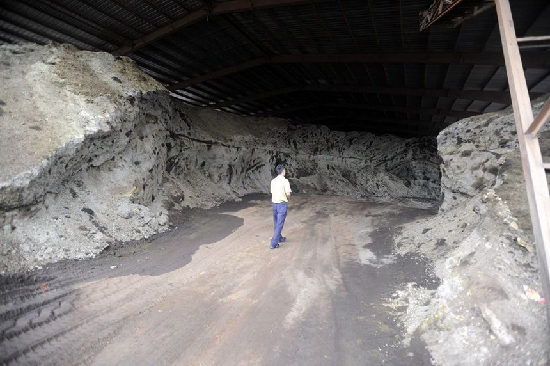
1, 0, 549, 137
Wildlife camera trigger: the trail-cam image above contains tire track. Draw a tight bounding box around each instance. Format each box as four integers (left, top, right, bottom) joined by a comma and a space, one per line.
0, 204, 263, 365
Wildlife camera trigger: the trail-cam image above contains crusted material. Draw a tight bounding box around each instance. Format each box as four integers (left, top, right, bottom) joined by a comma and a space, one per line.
0, 44, 440, 273
164, 104, 441, 210
391, 97, 550, 366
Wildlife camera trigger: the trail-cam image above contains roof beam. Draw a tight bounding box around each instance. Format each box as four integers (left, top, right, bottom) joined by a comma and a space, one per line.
207, 84, 537, 109
113, 0, 310, 56
254, 102, 477, 119
113, 9, 207, 56
167, 52, 550, 90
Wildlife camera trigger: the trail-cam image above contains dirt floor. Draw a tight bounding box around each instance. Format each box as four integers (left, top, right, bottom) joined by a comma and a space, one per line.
0, 195, 437, 365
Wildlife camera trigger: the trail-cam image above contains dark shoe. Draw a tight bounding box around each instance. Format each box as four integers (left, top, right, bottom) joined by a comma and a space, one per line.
270, 244, 280, 249
279, 236, 287, 243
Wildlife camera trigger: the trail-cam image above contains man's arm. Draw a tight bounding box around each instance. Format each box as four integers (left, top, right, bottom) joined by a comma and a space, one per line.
285, 180, 292, 200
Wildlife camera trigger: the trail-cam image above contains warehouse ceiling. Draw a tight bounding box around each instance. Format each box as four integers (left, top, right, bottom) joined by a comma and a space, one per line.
1, 0, 549, 137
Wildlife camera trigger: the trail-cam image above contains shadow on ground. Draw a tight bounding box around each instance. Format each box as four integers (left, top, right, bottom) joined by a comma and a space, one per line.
0, 194, 438, 365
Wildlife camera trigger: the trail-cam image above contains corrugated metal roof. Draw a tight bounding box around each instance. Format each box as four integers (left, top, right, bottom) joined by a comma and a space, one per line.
1, 0, 549, 137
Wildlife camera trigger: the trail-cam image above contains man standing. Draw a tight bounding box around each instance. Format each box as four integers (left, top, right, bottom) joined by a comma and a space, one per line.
270, 164, 291, 249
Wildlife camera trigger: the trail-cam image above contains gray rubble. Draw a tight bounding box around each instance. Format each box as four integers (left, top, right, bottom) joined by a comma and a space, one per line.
1, 42, 549, 366
163, 105, 441, 210
0, 44, 440, 273
391, 97, 550, 366
0, 44, 172, 272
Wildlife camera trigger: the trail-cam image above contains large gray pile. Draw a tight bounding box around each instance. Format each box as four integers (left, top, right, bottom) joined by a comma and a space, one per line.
391, 97, 550, 366
0, 44, 440, 273
164, 106, 440, 210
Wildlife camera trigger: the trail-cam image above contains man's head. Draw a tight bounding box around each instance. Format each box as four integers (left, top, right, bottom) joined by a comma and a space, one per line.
275, 164, 286, 176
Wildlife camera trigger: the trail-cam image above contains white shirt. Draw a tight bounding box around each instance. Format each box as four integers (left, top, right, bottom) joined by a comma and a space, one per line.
271, 175, 292, 203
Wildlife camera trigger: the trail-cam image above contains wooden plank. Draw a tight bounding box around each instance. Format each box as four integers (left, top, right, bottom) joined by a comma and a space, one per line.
167, 51, 550, 90
113, 0, 310, 56
495, 0, 550, 320
526, 98, 550, 137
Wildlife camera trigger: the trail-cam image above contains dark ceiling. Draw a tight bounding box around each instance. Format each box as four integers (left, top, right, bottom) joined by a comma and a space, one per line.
1, 0, 550, 137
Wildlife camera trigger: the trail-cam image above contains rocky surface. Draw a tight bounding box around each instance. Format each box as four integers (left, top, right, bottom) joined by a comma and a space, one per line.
438, 97, 550, 217
163, 106, 441, 210
0, 43, 172, 273
2, 42, 549, 365
0, 43, 440, 273
390, 98, 550, 366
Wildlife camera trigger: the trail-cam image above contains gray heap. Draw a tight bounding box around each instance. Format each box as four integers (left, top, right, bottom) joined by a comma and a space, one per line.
0, 44, 440, 273
391, 97, 550, 366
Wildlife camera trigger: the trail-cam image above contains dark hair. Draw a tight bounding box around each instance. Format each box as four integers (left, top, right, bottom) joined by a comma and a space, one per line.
275, 164, 285, 175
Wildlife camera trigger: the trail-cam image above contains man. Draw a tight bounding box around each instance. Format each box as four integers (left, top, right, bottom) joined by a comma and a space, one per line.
270, 164, 291, 249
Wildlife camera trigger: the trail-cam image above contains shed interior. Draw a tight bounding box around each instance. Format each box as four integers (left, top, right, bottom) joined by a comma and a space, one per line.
2, 0, 550, 137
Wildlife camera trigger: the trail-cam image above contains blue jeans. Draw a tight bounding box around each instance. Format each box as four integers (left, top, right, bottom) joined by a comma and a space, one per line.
271, 202, 287, 248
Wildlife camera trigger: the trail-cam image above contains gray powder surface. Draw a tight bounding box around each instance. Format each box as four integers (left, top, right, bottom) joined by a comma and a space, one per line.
0, 44, 440, 273
1, 42, 549, 366
390, 98, 550, 366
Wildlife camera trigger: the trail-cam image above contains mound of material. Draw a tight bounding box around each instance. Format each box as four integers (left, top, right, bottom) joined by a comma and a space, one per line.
0, 44, 172, 273
164, 106, 441, 210
0, 44, 440, 273
391, 97, 550, 366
